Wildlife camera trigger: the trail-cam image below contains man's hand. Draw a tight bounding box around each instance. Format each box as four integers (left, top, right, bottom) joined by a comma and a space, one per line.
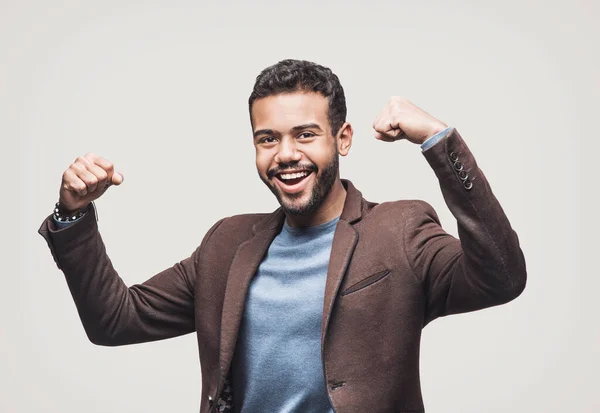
59, 153, 124, 213
372, 97, 448, 145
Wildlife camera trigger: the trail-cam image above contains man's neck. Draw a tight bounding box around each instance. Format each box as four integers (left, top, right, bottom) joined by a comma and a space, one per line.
285, 179, 347, 228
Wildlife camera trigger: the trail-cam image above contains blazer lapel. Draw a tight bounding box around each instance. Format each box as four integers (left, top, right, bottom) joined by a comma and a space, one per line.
218, 209, 284, 385
321, 179, 363, 346
321, 220, 358, 345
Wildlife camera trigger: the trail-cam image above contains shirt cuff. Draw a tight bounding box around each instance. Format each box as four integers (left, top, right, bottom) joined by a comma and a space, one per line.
420, 127, 453, 151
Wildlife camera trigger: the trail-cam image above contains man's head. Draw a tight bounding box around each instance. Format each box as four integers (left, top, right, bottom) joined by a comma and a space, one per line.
249, 59, 352, 217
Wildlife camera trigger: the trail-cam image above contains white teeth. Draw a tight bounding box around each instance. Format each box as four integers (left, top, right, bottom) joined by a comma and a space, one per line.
280, 171, 308, 180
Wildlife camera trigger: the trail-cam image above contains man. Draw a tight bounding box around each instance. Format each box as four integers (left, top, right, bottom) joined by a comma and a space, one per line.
39, 59, 526, 413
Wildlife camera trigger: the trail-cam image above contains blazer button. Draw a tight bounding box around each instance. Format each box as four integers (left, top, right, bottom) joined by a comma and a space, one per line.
208, 395, 214, 406
463, 180, 473, 190
458, 170, 468, 180
449, 151, 459, 161
453, 161, 464, 171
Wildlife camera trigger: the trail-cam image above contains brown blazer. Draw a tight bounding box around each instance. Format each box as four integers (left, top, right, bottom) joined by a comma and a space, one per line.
38, 128, 526, 413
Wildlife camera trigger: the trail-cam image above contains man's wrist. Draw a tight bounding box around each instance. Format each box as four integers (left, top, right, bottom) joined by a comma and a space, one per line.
417, 122, 448, 144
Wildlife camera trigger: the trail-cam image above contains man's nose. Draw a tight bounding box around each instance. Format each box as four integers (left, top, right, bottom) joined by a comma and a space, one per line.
275, 137, 301, 163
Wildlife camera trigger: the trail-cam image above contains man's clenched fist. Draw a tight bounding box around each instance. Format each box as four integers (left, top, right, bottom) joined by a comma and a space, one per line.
373, 97, 448, 145
59, 153, 124, 213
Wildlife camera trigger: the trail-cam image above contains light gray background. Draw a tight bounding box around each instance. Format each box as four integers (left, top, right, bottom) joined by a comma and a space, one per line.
2, 0, 597, 412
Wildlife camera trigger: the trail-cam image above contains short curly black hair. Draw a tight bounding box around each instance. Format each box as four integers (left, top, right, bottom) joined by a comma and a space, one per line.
248, 59, 347, 136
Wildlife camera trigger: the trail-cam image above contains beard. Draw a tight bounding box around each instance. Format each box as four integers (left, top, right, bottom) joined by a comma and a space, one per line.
260, 151, 339, 216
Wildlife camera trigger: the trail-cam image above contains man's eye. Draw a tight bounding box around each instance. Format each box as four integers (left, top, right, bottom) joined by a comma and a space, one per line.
260, 137, 277, 144
299, 132, 315, 139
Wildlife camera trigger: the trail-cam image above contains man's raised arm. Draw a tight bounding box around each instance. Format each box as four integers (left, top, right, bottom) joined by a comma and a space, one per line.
38, 153, 220, 345
372, 97, 527, 326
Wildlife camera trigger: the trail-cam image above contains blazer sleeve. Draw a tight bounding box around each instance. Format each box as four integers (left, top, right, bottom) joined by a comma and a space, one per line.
403, 128, 527, 326
37, 207, 225, 346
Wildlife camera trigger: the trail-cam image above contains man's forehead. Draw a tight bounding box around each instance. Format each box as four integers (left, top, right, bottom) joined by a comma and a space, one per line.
251, 92, 329, 132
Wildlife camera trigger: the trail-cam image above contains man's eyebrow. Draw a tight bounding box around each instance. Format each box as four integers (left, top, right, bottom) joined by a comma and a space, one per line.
290, 123, 323, 133
253, 123, 323, 139
253, 129, 277, 138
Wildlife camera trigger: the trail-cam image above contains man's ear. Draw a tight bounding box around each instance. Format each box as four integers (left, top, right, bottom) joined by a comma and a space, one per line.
336, 122, 353, 156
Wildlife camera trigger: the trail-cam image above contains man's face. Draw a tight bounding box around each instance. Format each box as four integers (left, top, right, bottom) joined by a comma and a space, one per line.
252, 92, 339, 216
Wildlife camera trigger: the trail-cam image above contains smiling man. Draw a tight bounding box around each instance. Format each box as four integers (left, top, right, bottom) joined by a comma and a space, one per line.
39, 59, 527, 413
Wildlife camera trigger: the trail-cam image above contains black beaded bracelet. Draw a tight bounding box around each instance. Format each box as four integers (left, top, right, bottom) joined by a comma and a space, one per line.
53, 202, 91, 223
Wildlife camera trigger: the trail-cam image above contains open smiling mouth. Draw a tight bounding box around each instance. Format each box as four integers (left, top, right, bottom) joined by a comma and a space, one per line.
274, 170, 314, 192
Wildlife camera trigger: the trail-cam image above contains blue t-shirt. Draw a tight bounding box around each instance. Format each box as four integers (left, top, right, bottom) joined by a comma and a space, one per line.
231, 216, 340, 413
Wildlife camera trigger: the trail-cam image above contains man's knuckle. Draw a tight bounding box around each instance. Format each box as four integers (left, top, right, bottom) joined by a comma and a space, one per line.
72, 182, 85, 192
103, 160, 114, 170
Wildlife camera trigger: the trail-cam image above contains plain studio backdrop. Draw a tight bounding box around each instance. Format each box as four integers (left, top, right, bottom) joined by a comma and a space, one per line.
1, 0, 597, 412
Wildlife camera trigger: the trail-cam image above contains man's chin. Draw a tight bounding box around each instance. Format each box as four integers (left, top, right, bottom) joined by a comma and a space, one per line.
276, 192, 314, 215
261, 176, 319, 215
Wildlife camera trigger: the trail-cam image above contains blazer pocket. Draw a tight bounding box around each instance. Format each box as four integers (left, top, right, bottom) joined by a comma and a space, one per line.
341, 269, 391, 296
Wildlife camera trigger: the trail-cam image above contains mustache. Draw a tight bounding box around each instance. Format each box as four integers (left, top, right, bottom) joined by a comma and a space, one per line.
267, 162, 318, 179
